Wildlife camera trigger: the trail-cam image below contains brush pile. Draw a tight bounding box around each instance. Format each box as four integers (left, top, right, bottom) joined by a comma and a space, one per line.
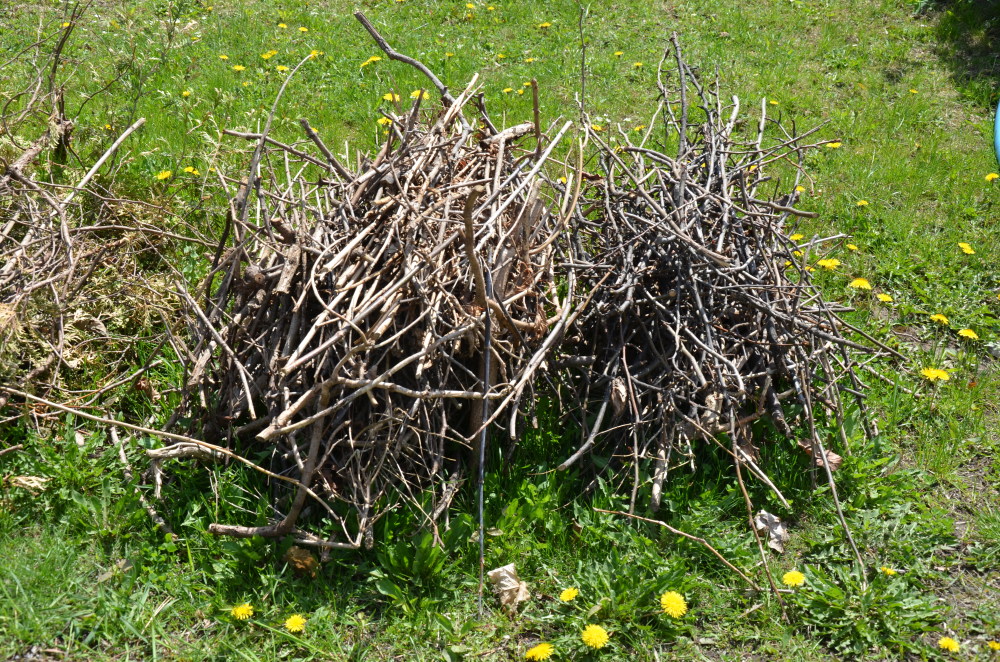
558, 39, 879, 514
0, 92, 189, 413
0, 16, 889, 557
179, 67, 582, 547
164, 28, 889, 551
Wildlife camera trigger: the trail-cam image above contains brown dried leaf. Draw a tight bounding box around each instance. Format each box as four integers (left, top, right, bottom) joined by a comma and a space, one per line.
610, 378, 627, 417
753, 510, 790, 553
283, 545, 319, 578
797, 439, 843, 471
487, 563, 530, 614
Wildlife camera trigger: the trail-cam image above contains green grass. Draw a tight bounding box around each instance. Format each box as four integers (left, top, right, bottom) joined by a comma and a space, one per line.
2, 0, 1000, 659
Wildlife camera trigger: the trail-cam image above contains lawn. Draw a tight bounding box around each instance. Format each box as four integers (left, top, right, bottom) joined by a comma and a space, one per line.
1, 0, 999, 659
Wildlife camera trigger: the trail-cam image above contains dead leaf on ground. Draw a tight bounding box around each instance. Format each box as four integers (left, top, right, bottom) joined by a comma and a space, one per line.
487, 563, 530, 614
797, 439, 843, 471
283, 545, 319, 578
754, 510, 790, 553
7, 476, 50, 494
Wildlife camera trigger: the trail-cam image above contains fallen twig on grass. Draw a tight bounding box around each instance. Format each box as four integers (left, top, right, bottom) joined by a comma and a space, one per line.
594, 508, 761, 590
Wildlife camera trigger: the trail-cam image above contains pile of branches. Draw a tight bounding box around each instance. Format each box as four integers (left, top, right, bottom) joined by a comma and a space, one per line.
0, 10, 198, 416
558, 38, 884, 523
157, 22, 894, 555
0, 13, 892, 563
176, 19, 582, 549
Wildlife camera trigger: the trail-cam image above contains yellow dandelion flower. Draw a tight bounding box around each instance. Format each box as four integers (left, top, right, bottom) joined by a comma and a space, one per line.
309, 50, 322, 59
278, 23, 287, 28
988, 641, 1000, 651
789, 233, 804, 241
559, 587, 579, 602
792, 250, 803, 257
856, 200, 869, 206
284, 614, 306, 633
517, 89, 525, 95
614, 50, 624, 57
634, 124, 646, 132
61, 21, 71, 27
795, 185, 806, 193
231, 603, 254, 620
876, 293, 893, 302
633, 61, 643, 68
261, 51, 275, 59
846, 243, 858, 250
929, 313, 949, 325
525, 57, 536, 63
769, 99, 779, 105
383, 92, 400, 102
581, 625, 609, 649
232, 65, 245, 71
848, 278, 872, 290
660, 591, 688, 618
488, 5, 495, 10
497, 53, 506, 59
502, 87, 513, 93
298, 26, 308, 32
782, 570, 805, 587
958, 242, 975, 255
104, 123, 112, 130
558, 176, 567, 183
920, 368, 950, 382
938, 637, 960, 653
155, 170, 172, 180
537, 21, 552, 28
183, 166, 200, 175
986, 173, 999, 182
276, 65, 289, 71
958, 329, 979, 340
879, 566, 897, 576
805, 266, 815, 272
525, 643, 554, 661
445, 52, 455, 57
242, 81, 251, 87
376, 117, 392, 126
817, 258, 840, 270
591, 124, 604, 132
219, 54, 229, 60
181, 89, 191, 97
410, 89, 430, 100
826, 142, 842, 149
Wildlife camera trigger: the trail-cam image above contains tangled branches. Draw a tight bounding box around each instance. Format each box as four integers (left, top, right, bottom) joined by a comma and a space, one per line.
562, 39, 879, 520
2, 13, 889, 571
178, 66, 580, 548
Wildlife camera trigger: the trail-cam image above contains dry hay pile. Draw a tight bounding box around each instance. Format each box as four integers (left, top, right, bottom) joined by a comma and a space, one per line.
178, 70, 580, 548
0, 96, 196, 413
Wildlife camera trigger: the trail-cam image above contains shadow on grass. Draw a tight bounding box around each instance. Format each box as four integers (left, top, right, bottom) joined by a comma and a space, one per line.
925, 0, 1000, 110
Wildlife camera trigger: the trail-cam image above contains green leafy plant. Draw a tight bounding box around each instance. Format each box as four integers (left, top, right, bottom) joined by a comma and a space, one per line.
788, 565, 939, 657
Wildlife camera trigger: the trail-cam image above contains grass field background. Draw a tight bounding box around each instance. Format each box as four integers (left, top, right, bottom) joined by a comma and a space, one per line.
1, 0, 999, 659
